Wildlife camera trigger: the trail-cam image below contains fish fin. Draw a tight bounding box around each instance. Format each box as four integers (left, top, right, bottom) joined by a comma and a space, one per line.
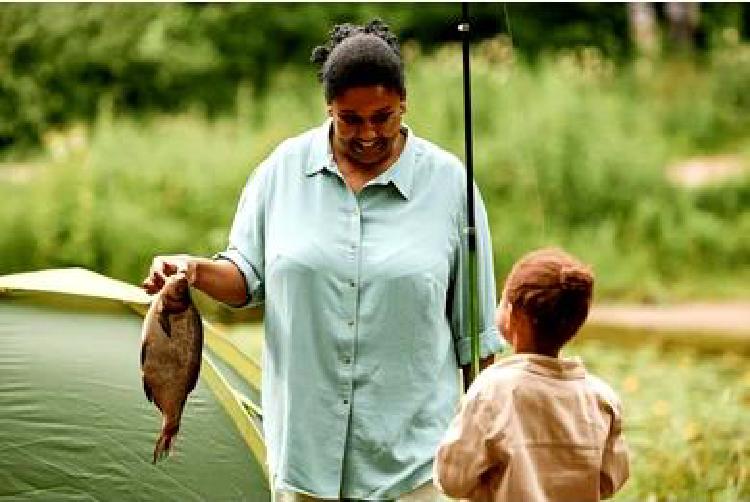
140, 343, 154, 402
185, 309, 204, 395
185, 373, 200, 397
158, 311, 171, 337
142, 379, 153, 403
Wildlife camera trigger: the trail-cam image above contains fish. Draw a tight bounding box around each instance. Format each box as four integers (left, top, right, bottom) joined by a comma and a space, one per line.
140, 272, 203, 463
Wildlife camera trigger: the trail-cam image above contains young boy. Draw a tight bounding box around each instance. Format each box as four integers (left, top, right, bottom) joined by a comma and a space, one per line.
434, 248, 629, 501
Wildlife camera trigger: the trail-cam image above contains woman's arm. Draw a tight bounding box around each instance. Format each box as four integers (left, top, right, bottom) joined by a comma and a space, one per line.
450, 181, 506, 388
143, 254, 248, 307
143, 152, 274, 308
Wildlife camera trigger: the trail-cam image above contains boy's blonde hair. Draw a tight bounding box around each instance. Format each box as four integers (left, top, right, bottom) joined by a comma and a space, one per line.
504, 248, 594, 350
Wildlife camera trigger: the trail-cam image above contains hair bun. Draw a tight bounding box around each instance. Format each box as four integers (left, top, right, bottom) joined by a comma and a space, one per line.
310, 45, 330, 65
312, 19, 401, 69
331, 23, 360, 47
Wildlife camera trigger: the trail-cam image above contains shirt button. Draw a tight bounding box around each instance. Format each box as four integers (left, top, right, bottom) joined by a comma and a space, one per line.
344, 357, 351, 364
349, 281, 356, 288
347, 320, 354, 327
343, 399, 349, 405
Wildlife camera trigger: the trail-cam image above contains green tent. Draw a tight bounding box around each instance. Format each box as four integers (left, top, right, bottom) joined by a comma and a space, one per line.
0, 269, 269, 501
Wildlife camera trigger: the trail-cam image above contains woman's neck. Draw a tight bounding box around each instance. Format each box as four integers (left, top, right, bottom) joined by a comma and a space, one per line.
333, 129, 406, 192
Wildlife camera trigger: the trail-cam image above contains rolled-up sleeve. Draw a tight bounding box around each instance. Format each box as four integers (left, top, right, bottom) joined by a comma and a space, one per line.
214, 160, 272, 307
600, 400, 630, 499
450, 182, 507, 365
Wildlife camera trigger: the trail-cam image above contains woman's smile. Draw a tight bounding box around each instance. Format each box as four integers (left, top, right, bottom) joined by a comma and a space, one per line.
350, 138, 388, 157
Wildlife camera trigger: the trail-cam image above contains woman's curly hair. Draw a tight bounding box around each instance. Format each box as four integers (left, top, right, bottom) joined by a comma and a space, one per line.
311, 19, 405, 102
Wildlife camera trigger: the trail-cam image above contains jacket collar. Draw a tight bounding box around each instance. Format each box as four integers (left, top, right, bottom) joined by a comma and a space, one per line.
495, 352, 587, 380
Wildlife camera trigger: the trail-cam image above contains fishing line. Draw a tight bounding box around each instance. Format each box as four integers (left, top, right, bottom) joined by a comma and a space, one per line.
499, 3, 547, 242
503, 3, 514, 44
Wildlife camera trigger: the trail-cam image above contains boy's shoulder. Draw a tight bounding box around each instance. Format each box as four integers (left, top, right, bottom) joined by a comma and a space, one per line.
584, 370, 624, 414
465, 359, 528, 402
470, 356, 623, 407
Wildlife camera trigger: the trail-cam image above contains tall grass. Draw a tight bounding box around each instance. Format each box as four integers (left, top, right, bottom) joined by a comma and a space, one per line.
568, 338, 750, 501
1, 40, 749, 300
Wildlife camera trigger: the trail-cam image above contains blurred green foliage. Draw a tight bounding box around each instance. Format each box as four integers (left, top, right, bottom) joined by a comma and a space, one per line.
1, 40, 748, 301
1, 3, 748, 150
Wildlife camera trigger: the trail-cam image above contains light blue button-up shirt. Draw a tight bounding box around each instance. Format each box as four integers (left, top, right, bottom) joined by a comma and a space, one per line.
218, 120, 505, 499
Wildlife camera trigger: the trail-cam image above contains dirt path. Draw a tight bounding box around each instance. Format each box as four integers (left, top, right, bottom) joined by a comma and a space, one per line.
588, 302, 750, 336
666, 154, 748, 187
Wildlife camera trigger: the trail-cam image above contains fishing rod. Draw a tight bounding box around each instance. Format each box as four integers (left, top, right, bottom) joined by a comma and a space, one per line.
458, 2, 480, 387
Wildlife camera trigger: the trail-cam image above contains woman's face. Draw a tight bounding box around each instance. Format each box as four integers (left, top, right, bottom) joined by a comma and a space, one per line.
328, 85, 406, 168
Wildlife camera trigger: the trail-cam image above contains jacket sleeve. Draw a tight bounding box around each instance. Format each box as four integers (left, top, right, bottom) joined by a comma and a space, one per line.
600, 399, 630, 499
434, 383, 508, 499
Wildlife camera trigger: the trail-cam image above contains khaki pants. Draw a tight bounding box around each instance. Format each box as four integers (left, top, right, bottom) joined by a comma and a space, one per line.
272, 480, 446, 502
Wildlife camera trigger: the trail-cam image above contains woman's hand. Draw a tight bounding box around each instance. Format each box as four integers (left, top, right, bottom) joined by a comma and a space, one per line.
142, 255, 197, 295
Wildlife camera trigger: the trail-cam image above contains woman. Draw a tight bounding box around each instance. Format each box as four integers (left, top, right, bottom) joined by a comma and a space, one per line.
143, 19, 504, 501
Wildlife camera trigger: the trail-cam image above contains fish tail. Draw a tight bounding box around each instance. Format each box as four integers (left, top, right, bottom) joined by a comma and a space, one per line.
152, 422, 179, 464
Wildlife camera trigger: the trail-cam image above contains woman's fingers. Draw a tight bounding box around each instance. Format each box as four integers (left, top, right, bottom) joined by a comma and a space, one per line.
142, 256, 185, 294
142, 259, 165, 294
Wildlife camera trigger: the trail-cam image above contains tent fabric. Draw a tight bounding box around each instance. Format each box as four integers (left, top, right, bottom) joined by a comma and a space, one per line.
0, 297, 269, 501
0, 268, 151, 305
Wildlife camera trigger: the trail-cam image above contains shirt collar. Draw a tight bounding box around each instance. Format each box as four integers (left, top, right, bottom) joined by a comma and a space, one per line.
495, 353, 586, 380
305, 119, 417, 201
305, 118, 335, 176
373, 124, 415, 200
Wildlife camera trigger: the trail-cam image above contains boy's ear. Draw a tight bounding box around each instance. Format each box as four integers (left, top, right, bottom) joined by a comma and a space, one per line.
496, 300, 512, 336
503, 302, 512, 336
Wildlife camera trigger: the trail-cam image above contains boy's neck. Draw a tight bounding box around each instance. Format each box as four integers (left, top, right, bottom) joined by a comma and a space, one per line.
507, 309, 563, 358
514, 347, 560, 358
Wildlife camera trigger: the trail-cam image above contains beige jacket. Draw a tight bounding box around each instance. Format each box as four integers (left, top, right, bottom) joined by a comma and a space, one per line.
434, 354, 629, 502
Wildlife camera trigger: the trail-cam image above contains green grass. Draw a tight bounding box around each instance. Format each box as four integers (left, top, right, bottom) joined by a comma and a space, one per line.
1, 41, 749, 301
567, 337, 750, 501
